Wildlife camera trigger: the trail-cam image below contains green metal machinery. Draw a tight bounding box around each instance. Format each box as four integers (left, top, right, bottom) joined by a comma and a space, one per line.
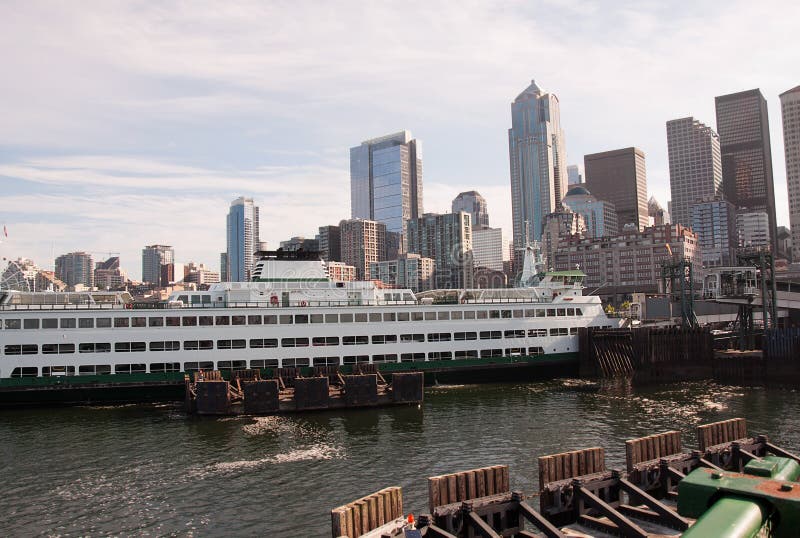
678, 456, 800, 537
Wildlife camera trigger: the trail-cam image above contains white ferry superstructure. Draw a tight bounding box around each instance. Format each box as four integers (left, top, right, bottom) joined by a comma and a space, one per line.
0, 251, 615, 383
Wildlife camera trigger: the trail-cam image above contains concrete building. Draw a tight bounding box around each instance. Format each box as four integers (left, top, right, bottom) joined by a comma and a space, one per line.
561, 184, 618, 238
508, 79, 568, 250
567, 164, 584, 186
776, 226, 792, 263
184, 262, 220, 285
279, 236, 319, 252
690, 198, 737, 267
160, 262, 186, 287
339, 218, 386, 281
317, 225, 341, 262
584, 147, 648, 231
326, 261, 356, 282
55, 252, 94, 288
350, 130, 423, 248
553, 224, 700, 303
666, 117, 723, 228
736, 210, 770, 248
407, 211, 473, 289
226, 197, 260, 282
648, 197, 668, 226
219, 252, 228, 284
142, 245, 174, 285
94, 257, 127, 289
452, 191, 489, 228
2, 258, 66, 292
542, 209, 586, 270
369, 253, 435, 292
715, 89, 777, 252
471, 227, 504, 272
780, 85, 800, 261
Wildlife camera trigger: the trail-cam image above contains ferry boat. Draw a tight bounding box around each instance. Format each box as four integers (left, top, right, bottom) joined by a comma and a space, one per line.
0, 249, 616, 403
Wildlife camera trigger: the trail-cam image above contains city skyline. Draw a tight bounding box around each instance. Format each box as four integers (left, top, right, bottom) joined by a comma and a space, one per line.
0, 1, 798, 280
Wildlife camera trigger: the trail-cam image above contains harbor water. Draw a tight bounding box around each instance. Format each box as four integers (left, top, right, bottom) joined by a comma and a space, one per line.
3, 380, 800, 536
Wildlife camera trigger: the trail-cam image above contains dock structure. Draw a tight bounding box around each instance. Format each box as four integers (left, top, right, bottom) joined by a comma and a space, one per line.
330, 417, 800, 537
186, 366, 423, 415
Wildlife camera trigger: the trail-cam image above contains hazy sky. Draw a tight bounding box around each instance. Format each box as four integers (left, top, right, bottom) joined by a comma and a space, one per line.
1, 0, 798, 280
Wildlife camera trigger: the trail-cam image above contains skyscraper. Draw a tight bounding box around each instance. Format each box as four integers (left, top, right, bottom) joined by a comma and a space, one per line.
567, 164, 584, 185
141, 245, 173, 285
666, 117, 723, 228
584, 147, 648, 231
350, 130, 423, 245
690, 198, 737, 267
452, 191, 489, 228
55, 252, 94, 288
780, 85, 800, 261
407, 212, 473, 289
339, 218, 387, 281
317, 225, 341, 262
508, 79, 567, 252
561, 185, 618, 238
715, 88, 777, 252
226, 196, 260, 282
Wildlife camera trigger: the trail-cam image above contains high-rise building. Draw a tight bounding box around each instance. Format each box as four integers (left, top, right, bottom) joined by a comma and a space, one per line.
317, 225, 341, 262
407, 212, 473, 289
339, 218, 387, 281
542, 209, 586, 270
350, 130, 423, 245
780, 85, 800, 261
326, 261, 356, 282
142, 245, 174, 285
55, 252, 94, 288
567, 164, 584, 185
219, 252, 228, 284
736, 210, 770, 248
226, 196, 260, 282
94, 257, 127, 289
561, 185, 618, 238
648, 197, 668, 226
471, 227, 504, 272
279, 236, 319, 252
666, 117, 723, 228
584, 147, 648, 231
715, 89, 777, 252
508, 79, 568, 250
690, 198, 736, 267
452, 191, 489, 228
369, 253, 435, 292
184, 262, 220, 285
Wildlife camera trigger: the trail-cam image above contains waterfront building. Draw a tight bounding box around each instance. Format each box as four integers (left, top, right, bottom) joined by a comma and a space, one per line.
471, 227, 504, 272
94, 257, 127, 289
648, 197, 668, 226
55, 252, 94, 289
160, 263, 186, 287
715, 88, 777, 252
508, 79, 568, 250
584, 147, 648, 231
142, 245, 174, 285
553, 224, 700, 303
407, 211, 473, 289
666, 117, 723, 228
776, 226, 792, 263
567, 164, 584, 186
226, 197, 260, 282
781, 85, 800, 261
736, 210, 770, 248
561, 185, 618, 239
369, 253, 435, 292
350, 130, 423, 248
326, 261, 356, 282
2, 258, 66, 292
452, 191, 489, 229
339, 218, 387, 281
219, 252, 228, 284
279, 236, 319, 252
317, 225, 341, 262
542, 209, 586, 270
184, 262, 220, 285
690, 198, 737, 267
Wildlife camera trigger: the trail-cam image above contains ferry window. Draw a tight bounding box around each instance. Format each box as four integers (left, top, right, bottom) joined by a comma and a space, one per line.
505, 348, 524, 356
250, 338, 278, 348
383, 313, 396, 322
283, 358, 310, 367
24, 319, 40, 329
58, 344, 75, 354
464, 311, 476, 320
132, 317, 147, 328
451, 311, 463, 320
166, 316, 181, 327
247, 315, 262, 325
11, 367, 38, 377
412, 312, 424, 321
79, 365, 111, 375
428, 351, 452, 360
264, 315, 277, 325
313, 357, 340, 366
547, 309, 556, 317
480, 331, 502, 340
354, 313, 368, 322
400, 333, 424, 343
488, 310, 500, 319
313, 336, 339, 346
528, 329, 547, 337
4, 345, 22, 355
372, 334, 397, 344
4, 319, 21, 329
340, 313, 353, 323
151, 341, 181, 351
397, 312, 410, 321
559, 328, 569, 335
557, 309, 566, 317
570, 327, 578, 335
150, 363, 180, 373
282, 337, 309, 348
202, 296, 211, 304
42, 344, 57, 354
177, 295, 189, 304
214, 316, 229, 326
183, 340, 213, 351
477, 310, 488, 319
369, 313, 382, 322
96, 343, 111, 353
342, 355, 368, 364
480, 349, 502, 358
400, 353, 426, 362
454, 332, 477, 341
504, 330, 526, 339
372, 354, 397, 363
576, 308, 583, 316
131, 342, 146, 352
310, 314, 324, 324
199, 316, 213, 326
501, 310, 512, 319
525, 309, 537, 317
567, 308, 575, 316
455, 350, 478, 359
182, 316, 197, 326
96, 318, 111, 328
529, 347, 545, 356
279, 315, 293, 324
60, 318, 76, 329
42, 318, 59, 329
78, 318, 94, 329
42, 366, 75, 376
79, 343, 93, 353
428, 333, 451, 342
191, 296, 201, 305
325, 314, 339, 323
513, 310, 524, 318
114, 317, 130, 328
536, 309, 546, 318
343, 335, 368, 345
294, 315, 309, 324
250, 359, 279, 368
115, 364, 146, 374
217, 360, 246, 370
437, 312, 450, 320
149, 317, 164, 327
425, 312, 436, 321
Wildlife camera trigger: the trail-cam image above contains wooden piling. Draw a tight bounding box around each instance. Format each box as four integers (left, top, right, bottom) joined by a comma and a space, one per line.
698, 417, 747, 451
427, 465, 509, 512
331, 486, 403, 538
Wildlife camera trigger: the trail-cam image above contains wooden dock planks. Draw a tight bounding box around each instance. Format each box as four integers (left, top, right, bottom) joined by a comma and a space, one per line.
538, 447, 605, 491
625, 431, 682, 470
427, 465, 510, 513
698, 417, 747, 451
330, 486, 403, 538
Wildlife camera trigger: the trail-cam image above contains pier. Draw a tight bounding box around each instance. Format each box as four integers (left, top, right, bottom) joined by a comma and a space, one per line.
330, 417, 800, 537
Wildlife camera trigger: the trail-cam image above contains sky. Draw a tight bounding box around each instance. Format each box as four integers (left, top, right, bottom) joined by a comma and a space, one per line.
1, 0, 798, 281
